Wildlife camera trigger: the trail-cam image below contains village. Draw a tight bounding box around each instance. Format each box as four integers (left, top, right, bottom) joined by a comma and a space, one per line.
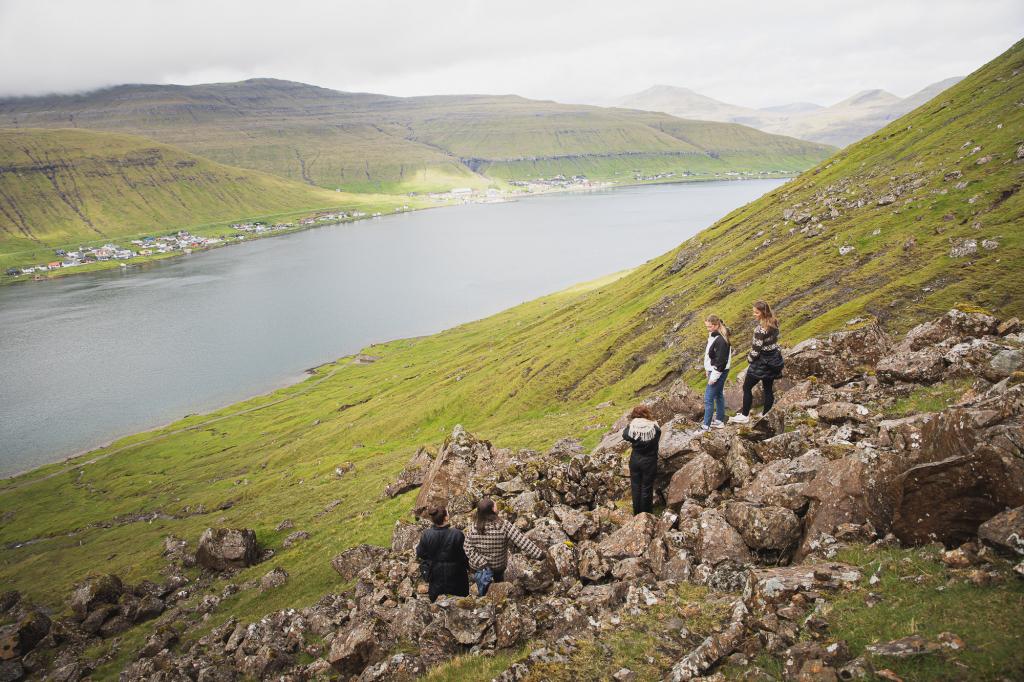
3, 232, 227, 278
2, 209, 410, 279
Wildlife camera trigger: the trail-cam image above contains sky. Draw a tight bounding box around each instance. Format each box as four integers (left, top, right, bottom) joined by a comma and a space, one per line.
0, 0, 1021, 107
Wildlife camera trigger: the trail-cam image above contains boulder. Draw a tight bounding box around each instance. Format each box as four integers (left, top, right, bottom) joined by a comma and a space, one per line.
696, 509, 752, 565
0, 611, 50, 660
525, 518, 570, 549
358, 653, 427, 681
442, 601, 495, 646
815, 402, 871, 424
722, 501, 802, 551
744, 563, 862, 612
495, 603, 537, 649
383, 447, 434, 499
890, 404, 1024, 546
783, 322, 892, 386
978, 506, 1024, 556
552, 506, 596, 540
797, 451, 902, 560
724, 436, 756, 487
876, 346, 947, 385
901, 309, 1000, 352
69, 574, 123, 620
282, 531, 310, 548
577, 542, 611, 581
754, 430, 810, 463
666, 453, 727, 507
328, 620, 384, 676
260, 567, 289, 590
195, 528, 259, 572
738, 451, 827, 511
598, 513, 657, 559
391, 520, 425, 554
548, 542, 578, 580
414, 426, 494, 516
505, 554, 555, 593
332, 544, 389, 581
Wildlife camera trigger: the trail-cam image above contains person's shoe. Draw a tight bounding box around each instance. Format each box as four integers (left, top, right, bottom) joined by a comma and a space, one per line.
700, 424, 711, 432
728, 414, 750, 424
710, 419, 726, 429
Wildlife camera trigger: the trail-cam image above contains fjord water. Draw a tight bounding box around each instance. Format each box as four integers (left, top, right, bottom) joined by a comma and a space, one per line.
0, 180, 784, 475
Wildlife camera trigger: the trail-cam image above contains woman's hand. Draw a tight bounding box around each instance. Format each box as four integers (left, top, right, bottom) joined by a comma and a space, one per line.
708, 370, 722, 385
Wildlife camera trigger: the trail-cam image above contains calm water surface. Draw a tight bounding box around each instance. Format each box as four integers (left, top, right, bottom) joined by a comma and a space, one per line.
0, 180, 785, 475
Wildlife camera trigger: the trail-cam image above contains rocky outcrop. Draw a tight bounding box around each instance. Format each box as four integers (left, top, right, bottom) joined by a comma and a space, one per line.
195, 528, 259, 572
21, 308, 1024, 682
784, 320, 894, 386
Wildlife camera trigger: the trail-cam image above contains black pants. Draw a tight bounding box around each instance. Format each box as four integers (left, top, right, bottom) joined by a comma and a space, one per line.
629, 453, 657, 515
741, 373, 775, 416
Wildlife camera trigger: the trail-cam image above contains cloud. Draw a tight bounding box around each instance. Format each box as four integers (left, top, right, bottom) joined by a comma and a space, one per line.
0, 0, 1021, 106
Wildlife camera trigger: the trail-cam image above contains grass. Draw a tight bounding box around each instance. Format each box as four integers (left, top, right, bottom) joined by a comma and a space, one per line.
0, 128, 424, 272
827, 544, 1024, 680
0, 37, 1021, 681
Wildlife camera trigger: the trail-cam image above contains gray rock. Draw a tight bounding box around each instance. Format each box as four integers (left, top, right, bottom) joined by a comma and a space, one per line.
195, 528, 259, 572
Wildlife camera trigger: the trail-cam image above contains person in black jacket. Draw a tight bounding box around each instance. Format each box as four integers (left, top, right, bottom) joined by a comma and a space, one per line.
730, 300, 784, 424
621, 405, 661, 515
415, 506, 470, 601
702, 314, 731, 431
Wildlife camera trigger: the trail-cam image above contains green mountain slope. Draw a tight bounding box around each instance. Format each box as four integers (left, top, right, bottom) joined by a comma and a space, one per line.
0, 38, 1022, 679
0, 128, 410, 270
0, 80, 834, 193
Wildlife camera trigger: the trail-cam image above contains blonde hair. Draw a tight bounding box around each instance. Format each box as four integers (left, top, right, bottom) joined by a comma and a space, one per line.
705, 314, 730, 343
753, 301, 778, 329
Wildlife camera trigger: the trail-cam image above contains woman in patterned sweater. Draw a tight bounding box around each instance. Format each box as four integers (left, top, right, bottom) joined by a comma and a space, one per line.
465, 498, 544, 592
729, 300, 784, 423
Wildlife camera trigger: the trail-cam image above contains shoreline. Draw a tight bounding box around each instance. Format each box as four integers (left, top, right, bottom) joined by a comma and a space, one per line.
0, 176, 790, 481
0, 172, 795, 288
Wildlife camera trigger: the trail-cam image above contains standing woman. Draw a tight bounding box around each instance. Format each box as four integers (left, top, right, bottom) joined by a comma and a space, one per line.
729, 301, 784, 424
415, 506, 470, 601
702, 315, 731, 431
621, 405, 661, 514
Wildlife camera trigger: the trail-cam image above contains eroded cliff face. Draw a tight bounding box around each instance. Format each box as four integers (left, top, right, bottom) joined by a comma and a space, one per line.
5, 308, 1022, 681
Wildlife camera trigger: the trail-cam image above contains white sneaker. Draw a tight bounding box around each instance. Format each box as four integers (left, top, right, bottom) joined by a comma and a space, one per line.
728, 414, 750, 424
710, 420, 726, 429
699, 424, 711, 432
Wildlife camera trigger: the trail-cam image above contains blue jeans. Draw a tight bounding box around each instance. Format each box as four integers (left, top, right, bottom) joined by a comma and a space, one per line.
703, 369, 729, 427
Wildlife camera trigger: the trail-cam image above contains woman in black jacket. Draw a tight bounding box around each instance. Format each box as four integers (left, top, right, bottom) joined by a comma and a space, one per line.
621, 405, 661, 515
702, 314, 731, 431
415, 506, 470, 601
729, 300, 784, 423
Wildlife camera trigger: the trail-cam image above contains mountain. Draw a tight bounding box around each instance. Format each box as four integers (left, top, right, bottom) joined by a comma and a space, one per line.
0, 128, 408, 271
0, 81, 834, 194
619, 77, 965, 147
614, 84, 760, 122
0, 38, 1022, 681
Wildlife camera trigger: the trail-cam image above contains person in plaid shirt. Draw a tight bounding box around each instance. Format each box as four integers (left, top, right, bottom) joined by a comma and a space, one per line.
465, 498, 544, 583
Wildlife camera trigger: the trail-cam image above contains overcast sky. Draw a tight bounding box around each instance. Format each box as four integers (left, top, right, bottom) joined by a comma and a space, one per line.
0, 0, 1021, 107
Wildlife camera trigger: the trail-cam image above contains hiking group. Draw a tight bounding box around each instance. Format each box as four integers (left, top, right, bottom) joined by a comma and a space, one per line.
416, 300, 783, 601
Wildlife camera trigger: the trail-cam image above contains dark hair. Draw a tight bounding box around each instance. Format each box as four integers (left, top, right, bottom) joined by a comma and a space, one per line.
427, 506, 448, 526
474, 498, 498, 533
705, 314, 730, 344
629, 405, 654, 420
753, 301, 778, 329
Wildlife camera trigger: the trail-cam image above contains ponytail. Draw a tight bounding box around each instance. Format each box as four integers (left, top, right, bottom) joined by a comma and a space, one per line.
705, 315, 730, 343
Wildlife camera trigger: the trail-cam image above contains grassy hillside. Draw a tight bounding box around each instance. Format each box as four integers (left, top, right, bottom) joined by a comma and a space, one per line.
0, 128, 415, 271
0, 37, 1021, 678
0, 81, 833, 193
